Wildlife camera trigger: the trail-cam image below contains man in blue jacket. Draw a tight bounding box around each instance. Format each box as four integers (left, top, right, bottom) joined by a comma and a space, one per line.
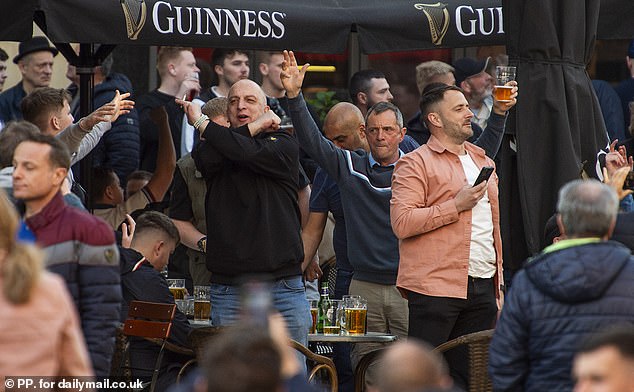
489, 179, 634, 391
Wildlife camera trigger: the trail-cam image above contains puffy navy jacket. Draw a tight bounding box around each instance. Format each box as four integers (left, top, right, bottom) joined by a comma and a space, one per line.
489, 241, 634, 391
70, 73, 140, 186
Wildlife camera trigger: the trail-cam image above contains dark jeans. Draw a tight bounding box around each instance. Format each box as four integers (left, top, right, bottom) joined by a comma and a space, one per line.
407, 277, 497, 389
333, 269, 354, 392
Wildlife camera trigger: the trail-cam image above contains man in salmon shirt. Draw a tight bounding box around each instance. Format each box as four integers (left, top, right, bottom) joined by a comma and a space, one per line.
390, 83, 513, 390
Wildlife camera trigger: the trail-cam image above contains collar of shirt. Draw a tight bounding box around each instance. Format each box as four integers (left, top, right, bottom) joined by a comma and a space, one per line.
542, 237, 602, 254
368, 149, 404, 168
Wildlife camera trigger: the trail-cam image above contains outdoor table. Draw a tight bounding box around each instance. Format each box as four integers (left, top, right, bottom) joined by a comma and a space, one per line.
308, 332, 397, 343
308, 332, 398, 392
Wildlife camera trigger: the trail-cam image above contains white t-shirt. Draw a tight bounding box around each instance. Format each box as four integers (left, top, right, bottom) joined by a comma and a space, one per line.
458, 153, 496, 278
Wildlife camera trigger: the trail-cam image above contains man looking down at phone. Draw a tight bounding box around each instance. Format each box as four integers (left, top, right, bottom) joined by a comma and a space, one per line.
390, 83, 504, 390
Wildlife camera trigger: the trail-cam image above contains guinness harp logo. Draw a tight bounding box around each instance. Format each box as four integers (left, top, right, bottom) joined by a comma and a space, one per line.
414, 3, 450, 46
121, 0, 147, 40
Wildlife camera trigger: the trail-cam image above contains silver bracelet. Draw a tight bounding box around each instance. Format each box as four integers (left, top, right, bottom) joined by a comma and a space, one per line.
193, 114, 209, 130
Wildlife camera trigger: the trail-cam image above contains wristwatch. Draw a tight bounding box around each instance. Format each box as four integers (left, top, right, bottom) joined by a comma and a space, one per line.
197, 236, 207, 253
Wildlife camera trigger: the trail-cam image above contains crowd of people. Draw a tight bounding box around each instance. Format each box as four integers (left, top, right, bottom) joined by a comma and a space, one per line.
0, 35, 633, 392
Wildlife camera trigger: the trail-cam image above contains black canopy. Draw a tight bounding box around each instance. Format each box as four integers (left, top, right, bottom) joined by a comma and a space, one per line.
499, 0, 609, 271
3, 1, 634, 53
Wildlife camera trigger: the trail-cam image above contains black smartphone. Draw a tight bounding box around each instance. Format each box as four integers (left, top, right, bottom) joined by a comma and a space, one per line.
473, 166, 494, 186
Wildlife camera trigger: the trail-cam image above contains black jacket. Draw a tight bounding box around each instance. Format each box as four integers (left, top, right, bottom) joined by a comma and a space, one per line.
137, 90, 188, 172
0, 81, 26, 123
192, 123, 303, 284
70, 73, 140, 186
119, 247, 192, 387
489, 241, 634, 391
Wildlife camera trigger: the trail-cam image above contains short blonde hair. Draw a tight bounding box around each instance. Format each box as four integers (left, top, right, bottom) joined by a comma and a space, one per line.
415, 61, 455, 95
202, 97, 228, 119
156, 46, 193, 77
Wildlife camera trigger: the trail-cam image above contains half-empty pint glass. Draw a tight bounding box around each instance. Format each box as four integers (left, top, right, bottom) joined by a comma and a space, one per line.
168, 279, 186, 300
344, 297, 367, 335
494, 66, 516, 102
194, 285, 211, 323
323, 299, 343, 335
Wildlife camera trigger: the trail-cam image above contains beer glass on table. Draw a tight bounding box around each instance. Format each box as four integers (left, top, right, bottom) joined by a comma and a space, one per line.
342, 296, 367, 335
323, 300, 343, 335
193, 285, 211, 323
309, 300, 319, 334
494, 66, 516, 102
168, 279, 186, 300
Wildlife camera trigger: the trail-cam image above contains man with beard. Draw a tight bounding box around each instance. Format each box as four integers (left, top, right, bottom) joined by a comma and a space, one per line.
453, 57, 494, 129
391, 83, 504, 389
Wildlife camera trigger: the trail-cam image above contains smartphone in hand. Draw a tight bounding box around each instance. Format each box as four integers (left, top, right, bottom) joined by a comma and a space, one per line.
473, 166, 494, 187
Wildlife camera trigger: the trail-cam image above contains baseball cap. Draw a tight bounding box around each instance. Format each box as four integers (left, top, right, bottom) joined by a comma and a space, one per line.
452, 57, 491, 86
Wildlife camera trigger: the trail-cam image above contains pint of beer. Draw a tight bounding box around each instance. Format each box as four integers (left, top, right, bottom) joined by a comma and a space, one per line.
169, 287, 187, 300
323, 299, 343, 335
494, 66, 516, 103
494, 86, 513, 102
341, 295, 367, 335
168, 279, 186, 299
193, 285, 211, 323
309, 300, 318, 334
194, 300, 211, 321
345, 307, 368, 335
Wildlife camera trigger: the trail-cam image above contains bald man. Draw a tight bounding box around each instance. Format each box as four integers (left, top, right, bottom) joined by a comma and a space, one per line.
372, 341, 455, 392
182, 79, 312, 348
302, 102, 373, 392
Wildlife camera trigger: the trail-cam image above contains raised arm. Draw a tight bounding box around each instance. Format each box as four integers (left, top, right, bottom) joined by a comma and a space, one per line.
281, 50, 350, 181
472, 81, 518, 159
145, 106, 176, 201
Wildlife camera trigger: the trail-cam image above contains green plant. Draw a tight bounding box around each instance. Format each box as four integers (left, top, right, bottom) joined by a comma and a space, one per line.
307, 91, 340, 124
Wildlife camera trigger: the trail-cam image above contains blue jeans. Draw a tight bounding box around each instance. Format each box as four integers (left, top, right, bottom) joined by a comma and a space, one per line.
210, 276, 312, 347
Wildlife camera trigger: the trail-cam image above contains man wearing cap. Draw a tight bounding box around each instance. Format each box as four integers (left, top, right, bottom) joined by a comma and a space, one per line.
453, 57, 494, 130
405, 60, 517, 160
615, 40, 634, 131
0, 36, 58, 124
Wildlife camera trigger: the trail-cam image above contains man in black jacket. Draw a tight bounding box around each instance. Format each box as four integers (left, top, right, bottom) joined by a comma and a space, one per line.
67, 55, 140, 187
120, 211, 191, 391
137, 47, 200, 172
181, 79, 311, 348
